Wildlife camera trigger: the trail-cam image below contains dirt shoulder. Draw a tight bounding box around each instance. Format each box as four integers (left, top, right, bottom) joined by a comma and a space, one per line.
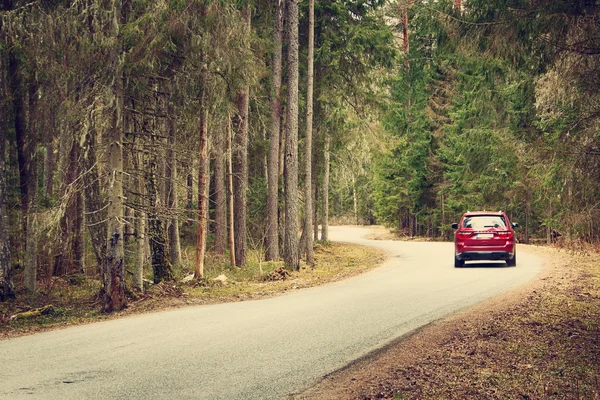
294, 245, 600, 399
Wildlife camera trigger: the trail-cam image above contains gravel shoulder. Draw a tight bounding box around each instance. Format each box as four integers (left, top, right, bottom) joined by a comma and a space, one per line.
294, 244, 600, 399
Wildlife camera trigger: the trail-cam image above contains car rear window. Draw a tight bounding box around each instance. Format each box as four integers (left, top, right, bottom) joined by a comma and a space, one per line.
462, 215, 507, 229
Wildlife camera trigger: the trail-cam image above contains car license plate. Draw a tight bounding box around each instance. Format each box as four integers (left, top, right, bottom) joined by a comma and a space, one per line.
477, 233, 493, 239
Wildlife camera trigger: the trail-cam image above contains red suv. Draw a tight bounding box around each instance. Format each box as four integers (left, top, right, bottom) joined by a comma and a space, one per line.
452, 211, 518, 268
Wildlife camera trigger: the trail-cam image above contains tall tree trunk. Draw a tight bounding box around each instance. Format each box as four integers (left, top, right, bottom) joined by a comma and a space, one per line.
303, 0, 315, 265
213, 123, 227, 254
25, 81, 40, 290
133, 152, 145, 292
8, 40, 29, 240
227, 112, 236, 268
0, 54, 13, 299
147, 156, 173, 284
195, 75, 209, 279
103, 0, 127, 312
321, 134, 330, 241
266, 0, 283, 262
8, 26, 37, 292
284, 0, 300, 270
166, 101, 183, 268
233, 4, 251, 267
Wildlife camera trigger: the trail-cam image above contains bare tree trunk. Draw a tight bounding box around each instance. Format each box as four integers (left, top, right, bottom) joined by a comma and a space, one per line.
103, 0, 127, 312
133, 152, 145, 292
9, 30, 38, 292
213, 123, 227, 254
227, 112, 236, 268
233, 4, 251, 267
25, 81, 40, 290
147, 157, 174, 284
266, 0, 283, 262
321, 134, 330, 241
303, 0, 315, 265
9, 43, 29, 240
0, 65, 13, 299
166, 102, 182, 268
284, 0, 299, 270
123, 140, 134, 245
195, 80, 209, 279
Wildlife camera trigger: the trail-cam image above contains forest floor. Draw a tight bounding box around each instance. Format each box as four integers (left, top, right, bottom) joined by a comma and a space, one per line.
295, 244, 600, 400
0, 241, 386, 340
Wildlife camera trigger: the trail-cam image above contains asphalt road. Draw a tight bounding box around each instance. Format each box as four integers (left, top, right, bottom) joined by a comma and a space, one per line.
0, 226, 543, 399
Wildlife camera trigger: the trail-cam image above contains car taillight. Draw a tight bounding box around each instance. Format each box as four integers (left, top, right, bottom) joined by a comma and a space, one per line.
496, 231, 513, 239
456, 231, 472, 239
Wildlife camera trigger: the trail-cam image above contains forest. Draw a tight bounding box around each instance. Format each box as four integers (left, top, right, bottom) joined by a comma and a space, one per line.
0, 0, 598, 312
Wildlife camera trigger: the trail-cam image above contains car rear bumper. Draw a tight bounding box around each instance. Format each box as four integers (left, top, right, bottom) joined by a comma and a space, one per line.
456, 251, 514, 261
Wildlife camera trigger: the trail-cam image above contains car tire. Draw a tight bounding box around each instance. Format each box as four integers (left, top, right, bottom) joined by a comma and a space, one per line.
454, 256, 465, 268
506, 253, 516, 267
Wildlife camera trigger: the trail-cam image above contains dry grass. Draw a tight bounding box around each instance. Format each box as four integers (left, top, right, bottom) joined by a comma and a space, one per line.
297, 246, 600, 400
0, 241, 386, 340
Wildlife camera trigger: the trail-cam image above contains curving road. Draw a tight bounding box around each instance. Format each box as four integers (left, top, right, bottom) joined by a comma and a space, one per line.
0, 226, 543, 399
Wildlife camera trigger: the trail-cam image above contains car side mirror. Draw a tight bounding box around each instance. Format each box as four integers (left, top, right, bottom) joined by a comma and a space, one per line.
512, 223, 519, 229
451, 223, 458, 230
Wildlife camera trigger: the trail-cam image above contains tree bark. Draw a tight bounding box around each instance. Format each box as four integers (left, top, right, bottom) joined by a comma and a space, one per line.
0, 56, 13, 300
227, 112, 236, 268
303, 0, 315, 265
147, 156, 174, 284
28, 80, 42, 290
8, 40, 29, 240
213, 123, 227, 255
321, 134, 330, 241
7, 25, 37, 289
284, 0, 300, 270
195, 78, 209, 279
133, 152, 145, 292
266, 0, 283, 262
233, 4, 251, 267
166, 101, 183, 268
103, 0, 127, 312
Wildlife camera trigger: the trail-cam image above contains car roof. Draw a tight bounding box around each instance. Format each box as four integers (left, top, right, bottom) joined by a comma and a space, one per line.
462, 211, 505, 217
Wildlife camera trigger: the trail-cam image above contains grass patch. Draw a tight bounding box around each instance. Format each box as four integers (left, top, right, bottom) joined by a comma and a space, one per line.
0, 241, 386, 340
